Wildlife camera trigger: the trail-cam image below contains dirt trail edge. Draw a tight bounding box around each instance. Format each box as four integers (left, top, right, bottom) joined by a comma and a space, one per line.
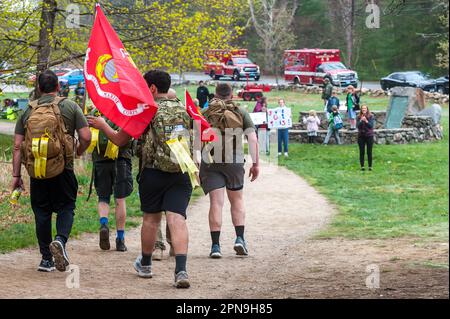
0, 162, 334, 298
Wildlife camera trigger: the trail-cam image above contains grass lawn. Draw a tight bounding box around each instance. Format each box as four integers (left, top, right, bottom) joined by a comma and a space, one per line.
278, 114, 449, 240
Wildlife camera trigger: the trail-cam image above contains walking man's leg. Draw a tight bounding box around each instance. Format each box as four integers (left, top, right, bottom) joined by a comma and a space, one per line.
283, 129, 289, 155
134, 213, 161, 278
208, 188, 225, 258
167, 211, 190, 288
98, 200, 111, 250
153, 222, 166, 261
227, 189, 248, 256
33, 206, 55, 272
115, 198, 127, 251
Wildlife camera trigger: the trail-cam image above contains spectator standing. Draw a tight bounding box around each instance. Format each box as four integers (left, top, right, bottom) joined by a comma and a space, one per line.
303, 110, 321, 144
322, 78, 333, 111
277, 99, 289, 157
345, 85, 358, 130
196, 81, 210, 109
357, 105, 375, 171
323, 106, 343, 145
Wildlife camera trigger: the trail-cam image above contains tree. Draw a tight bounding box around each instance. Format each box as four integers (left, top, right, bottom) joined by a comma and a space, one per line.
436, 0, 449, 69
248, 0, 299, 83
0, 0, 246, 85
327, 0, 356, 67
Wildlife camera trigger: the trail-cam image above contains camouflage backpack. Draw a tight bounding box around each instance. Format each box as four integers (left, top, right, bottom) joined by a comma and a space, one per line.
141, 98, 192, 173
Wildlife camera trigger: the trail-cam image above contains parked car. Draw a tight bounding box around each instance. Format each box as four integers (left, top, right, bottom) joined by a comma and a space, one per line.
436, 75, 449, 95
380, 71, 437, 92
28, 68, 71, 84
58, 69, 84, 86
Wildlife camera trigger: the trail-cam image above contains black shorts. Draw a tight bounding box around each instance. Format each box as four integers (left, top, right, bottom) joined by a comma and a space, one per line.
94, 157, 133, 203
138, 167, 193, 218
30, 169, 78, 213
199, 162, 245, 195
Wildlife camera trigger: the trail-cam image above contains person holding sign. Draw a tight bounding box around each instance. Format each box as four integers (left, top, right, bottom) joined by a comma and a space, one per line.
277, 99, 290, 157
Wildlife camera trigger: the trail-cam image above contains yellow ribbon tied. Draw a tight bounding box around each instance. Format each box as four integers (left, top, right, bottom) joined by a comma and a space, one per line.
104, 140, 119, 160
166, 138, 200, 188
32, 131, 50, 178
87, 128, 100, 154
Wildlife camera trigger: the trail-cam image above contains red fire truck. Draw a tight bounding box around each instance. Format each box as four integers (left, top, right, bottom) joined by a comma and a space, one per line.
284, 49, 358, 87
204, 49, 261, 81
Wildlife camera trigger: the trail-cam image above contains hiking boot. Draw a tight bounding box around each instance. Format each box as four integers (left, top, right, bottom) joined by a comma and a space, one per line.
174, 271, 190, 289
233, 237, 249, 256
49, 240, 70, 272
152, 247, 164, 261
38, 259, 55, 272
209, 244, 222, 259
133, 256, 153, 278
115, 238, 127, 252
99, 224, 110, 251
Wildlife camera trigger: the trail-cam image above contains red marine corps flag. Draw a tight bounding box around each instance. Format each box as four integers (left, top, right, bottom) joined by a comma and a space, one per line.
185, 90, 216, 142
84, 4, 157, 138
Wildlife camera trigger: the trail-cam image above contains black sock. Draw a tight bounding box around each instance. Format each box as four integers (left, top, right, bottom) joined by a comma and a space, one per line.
235, 225, 245, 239
141, 253, 152, 266
210, 231, 220, 245
175, 254, 187, 274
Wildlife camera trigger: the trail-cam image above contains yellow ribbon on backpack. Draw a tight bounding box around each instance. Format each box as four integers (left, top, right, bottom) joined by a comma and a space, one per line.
166, 137, 199, 188
86, 128, 100, 154
32, 131, 50, 178
104, 140, 119, 160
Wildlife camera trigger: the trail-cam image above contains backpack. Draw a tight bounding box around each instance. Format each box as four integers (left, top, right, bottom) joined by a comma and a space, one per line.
141, 98, 191, 173
21, 97, 74, 179
333, 114, 344, 130
203, 98, 244, 132
202, 98, 244, 163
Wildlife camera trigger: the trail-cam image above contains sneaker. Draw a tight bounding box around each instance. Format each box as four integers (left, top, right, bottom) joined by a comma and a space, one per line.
115, 238, 127, 252
284, 152, 289, 157
361, 167, 365, 171
37, 259, 55, 272
233, 237, 249, 256
49, 240, 70, 272
369, 167, 373, 171
99, 224, 110, 251
209, 244, 222, 259
152, 247, 164, 261
174, 271, 190, 289
133, 256, 153, 278
278, 152, 282, 156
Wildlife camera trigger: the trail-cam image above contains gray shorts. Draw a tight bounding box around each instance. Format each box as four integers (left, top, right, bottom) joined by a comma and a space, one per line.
199, 162, 245, 194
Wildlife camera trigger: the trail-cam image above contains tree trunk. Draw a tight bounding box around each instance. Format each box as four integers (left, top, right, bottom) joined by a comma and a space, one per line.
34, 0, 57, 98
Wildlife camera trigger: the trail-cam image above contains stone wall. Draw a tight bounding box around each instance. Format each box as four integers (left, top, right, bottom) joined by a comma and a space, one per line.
289, 113, 444, 145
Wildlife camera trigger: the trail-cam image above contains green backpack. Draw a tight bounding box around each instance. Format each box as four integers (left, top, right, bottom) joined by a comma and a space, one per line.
140, 98, 192, 173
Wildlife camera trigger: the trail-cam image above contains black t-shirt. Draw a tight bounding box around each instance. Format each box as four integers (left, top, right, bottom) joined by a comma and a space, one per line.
197, 86, 210, 104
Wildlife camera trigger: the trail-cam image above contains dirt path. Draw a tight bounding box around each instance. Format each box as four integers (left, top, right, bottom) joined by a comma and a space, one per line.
0, 121, 14, 136
0, 161, 447, 299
